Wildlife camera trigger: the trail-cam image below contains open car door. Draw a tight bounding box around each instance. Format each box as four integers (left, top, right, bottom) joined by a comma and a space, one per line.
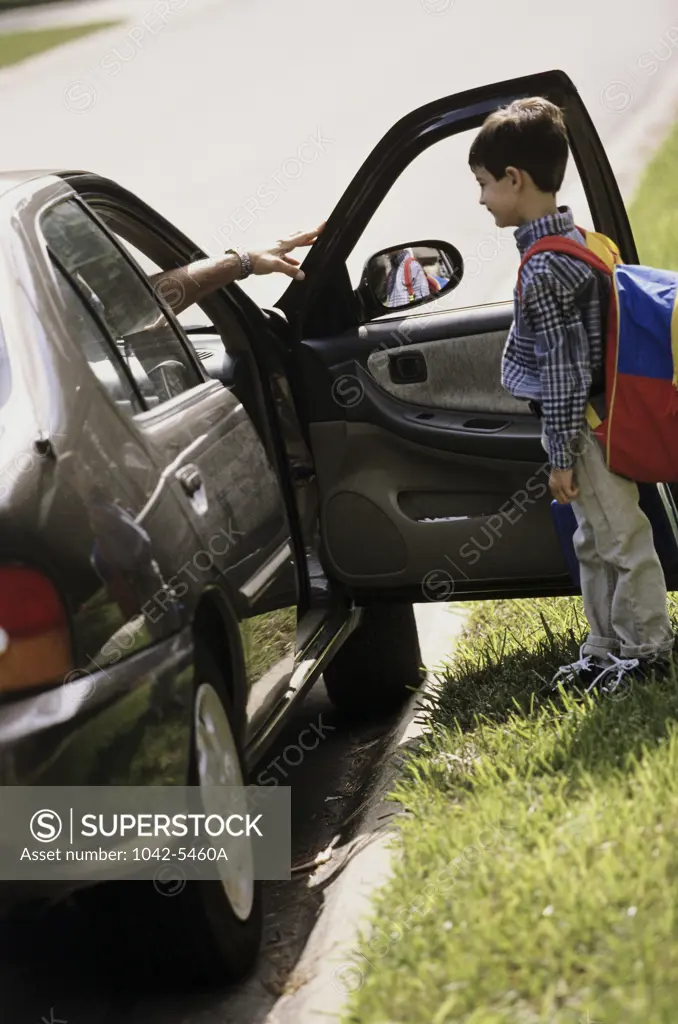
269, 68, 678, 604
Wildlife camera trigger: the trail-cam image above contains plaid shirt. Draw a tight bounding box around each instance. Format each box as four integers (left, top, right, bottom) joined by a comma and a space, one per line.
502, 207, 605, 470
386, 252, 430, 307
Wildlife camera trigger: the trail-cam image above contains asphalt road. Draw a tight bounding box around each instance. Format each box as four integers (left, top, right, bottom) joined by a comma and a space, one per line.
1, 0, 677, 312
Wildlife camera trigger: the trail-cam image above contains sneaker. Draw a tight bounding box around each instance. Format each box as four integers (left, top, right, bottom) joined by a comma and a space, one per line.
597, 652, 674, 699
551, 646, 612, 691
641, 652, 673, 678
597, 654, 641, 697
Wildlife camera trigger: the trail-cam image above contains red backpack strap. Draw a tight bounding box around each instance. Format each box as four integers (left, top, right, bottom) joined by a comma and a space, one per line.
403, 256, 415, 298
517, 236, 613, 300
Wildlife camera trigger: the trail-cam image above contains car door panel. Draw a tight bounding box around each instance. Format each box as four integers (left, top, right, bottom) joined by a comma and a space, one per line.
274, 70, 641, 601
367, 328, 526, 416
298, 304, 544, 460
80, 181, 335, 616
123, 313, 299, 734
134, 381, 293, 605
137, 384, 298, 735
303, 307, 570, 591
311, 417, 568, 590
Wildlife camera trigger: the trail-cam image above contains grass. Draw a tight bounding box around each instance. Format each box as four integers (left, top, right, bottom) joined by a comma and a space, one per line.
0, 22, 117, 70
342, 595, 678, 1023
628, 118, 678, 270
242, 606, 297, 683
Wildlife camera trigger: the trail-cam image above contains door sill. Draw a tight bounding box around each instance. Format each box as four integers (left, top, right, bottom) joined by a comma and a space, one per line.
244, 602, 362, 768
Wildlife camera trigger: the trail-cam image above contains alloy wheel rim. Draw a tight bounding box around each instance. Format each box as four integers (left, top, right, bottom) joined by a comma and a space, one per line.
194, 682, 255, 921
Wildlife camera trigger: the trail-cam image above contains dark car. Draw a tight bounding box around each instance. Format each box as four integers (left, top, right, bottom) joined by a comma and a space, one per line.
1, 69, 677, 982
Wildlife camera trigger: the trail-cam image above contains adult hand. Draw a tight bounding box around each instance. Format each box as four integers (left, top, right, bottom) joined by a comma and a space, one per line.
549, 468, 579, 504
249, 223, 326, 280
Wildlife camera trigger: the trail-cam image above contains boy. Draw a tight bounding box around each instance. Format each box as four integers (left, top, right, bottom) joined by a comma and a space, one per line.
468, 97, 674, 690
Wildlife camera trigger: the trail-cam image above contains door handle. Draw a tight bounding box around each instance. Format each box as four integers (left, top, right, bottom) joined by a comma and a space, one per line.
176, 464, 203, 496
388, 350, 427, 384
461, 417, 510, 432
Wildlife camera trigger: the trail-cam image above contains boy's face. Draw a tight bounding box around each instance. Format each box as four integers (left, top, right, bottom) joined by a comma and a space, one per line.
472, 165, 521, 228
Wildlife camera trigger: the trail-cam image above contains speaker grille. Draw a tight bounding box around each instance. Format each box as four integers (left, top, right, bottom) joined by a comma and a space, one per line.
324, 492, 407, 576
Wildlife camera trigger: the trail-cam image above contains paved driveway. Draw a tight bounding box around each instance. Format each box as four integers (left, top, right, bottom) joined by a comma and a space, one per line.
0, 0, 676, 311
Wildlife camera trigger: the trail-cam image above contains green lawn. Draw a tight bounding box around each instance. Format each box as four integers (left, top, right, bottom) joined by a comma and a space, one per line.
242, 606, 296, 683
342, 596, 678, 1022
628, 118, 678, 270
0, 22, 117, 69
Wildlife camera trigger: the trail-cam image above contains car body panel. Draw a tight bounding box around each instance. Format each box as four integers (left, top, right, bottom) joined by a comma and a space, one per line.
59, 175, 323, 728
0, 627, 194, 787
0, 171, 343, 789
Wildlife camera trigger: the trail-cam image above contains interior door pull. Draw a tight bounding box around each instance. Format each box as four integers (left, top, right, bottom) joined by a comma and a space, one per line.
462, 417, 510, 431
388, 350, 427, 384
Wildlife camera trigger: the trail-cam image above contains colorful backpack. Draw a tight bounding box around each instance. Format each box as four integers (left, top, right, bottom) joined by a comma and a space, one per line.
519, 229, 678, 483
403, 256, 440, 300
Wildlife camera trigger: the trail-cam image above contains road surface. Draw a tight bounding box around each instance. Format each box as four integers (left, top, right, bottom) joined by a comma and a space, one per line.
0, 0, 676, 312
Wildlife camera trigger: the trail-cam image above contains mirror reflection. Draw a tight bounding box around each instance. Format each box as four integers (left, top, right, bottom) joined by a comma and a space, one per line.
367, 245, 461, 310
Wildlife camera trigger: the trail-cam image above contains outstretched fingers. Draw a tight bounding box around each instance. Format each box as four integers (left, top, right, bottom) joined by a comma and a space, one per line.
277, 221, 326, 252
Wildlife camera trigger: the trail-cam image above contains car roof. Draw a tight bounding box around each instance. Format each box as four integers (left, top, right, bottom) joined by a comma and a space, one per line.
0, 169, 85, 198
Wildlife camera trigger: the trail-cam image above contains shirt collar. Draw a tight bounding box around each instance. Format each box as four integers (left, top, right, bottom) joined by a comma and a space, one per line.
514, 206, 575, 253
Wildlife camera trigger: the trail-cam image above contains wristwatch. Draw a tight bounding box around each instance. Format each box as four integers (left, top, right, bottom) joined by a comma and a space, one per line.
226, 247, 253, 280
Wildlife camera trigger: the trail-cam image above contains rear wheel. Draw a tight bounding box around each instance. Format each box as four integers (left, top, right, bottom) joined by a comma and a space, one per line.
323, 604, 424, 718
90, 643, 262, 989
157, 643, 262, 984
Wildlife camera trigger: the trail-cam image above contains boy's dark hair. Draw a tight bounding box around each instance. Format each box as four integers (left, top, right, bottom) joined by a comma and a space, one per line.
468, 97, 569, 193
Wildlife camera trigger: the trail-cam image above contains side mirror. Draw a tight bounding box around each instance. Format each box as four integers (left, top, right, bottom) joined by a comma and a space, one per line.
357, 240, 464, 321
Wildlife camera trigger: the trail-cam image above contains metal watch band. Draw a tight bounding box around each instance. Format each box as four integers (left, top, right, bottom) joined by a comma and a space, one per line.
226, 247, 253, 280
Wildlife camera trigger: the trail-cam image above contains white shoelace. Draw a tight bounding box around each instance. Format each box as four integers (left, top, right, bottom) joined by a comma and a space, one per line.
597, 653, 640, 695
551, 646, 623, 692
551, 646, 596, 690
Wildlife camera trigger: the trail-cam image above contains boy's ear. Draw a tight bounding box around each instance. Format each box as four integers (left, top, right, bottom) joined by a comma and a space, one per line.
505, 166, 523, 190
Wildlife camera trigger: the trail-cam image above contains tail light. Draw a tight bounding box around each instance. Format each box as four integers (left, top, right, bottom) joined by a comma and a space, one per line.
0, 565, 72, 694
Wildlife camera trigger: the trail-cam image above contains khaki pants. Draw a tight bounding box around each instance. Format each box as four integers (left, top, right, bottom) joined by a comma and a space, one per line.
546, 426, 674, 662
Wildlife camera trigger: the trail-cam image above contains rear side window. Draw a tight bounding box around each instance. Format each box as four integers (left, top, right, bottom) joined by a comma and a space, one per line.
51, 263, 142, 416
41, 200, 202, 407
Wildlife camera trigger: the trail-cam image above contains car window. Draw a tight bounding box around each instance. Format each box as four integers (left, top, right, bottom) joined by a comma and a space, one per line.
50, 263, 143, 415
109, 235, 214, 331
41, 200, 202, 407
346, 127, 594, 316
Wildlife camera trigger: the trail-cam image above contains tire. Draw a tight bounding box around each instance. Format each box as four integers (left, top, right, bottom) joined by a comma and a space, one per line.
86, 643, 263, 990
323, 604, 424, 718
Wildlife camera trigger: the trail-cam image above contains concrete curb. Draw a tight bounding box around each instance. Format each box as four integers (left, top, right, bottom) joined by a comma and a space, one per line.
269, 602, 468, 1024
